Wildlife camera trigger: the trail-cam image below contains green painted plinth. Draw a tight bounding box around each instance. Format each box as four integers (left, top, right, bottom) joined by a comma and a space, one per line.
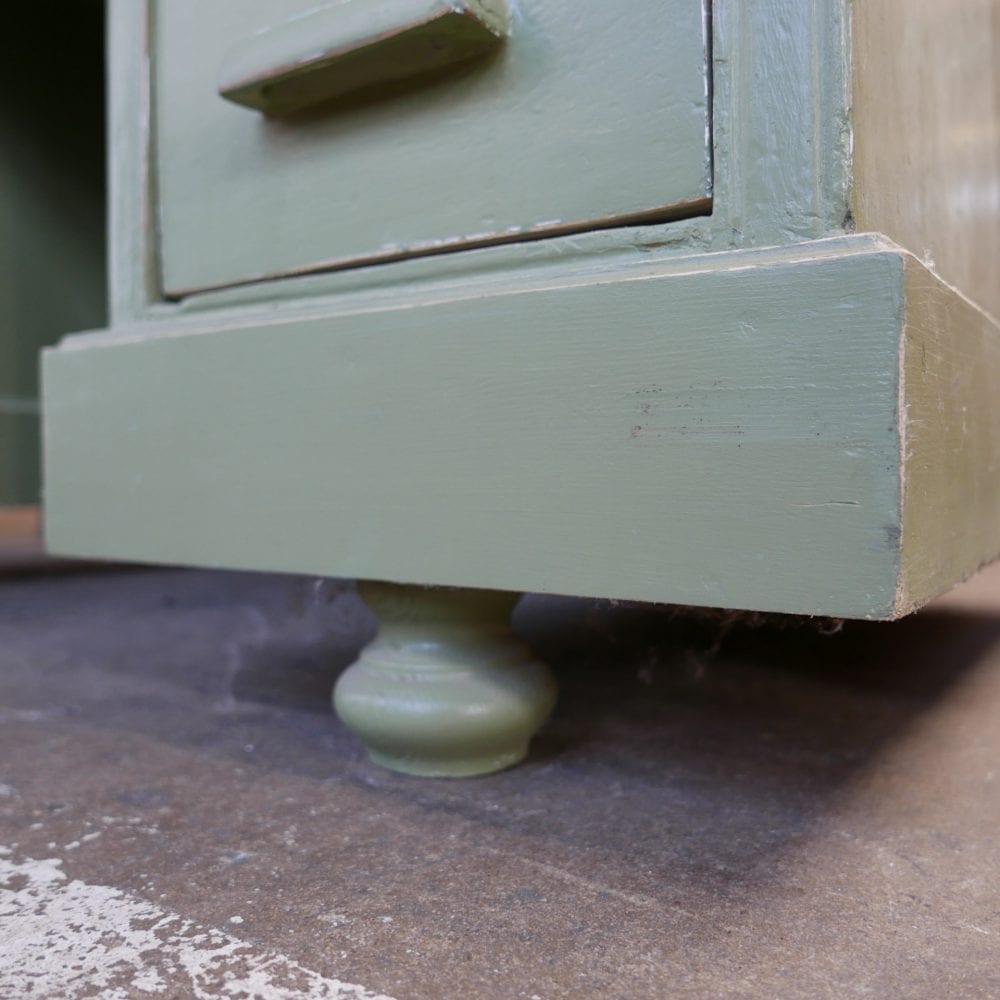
333, 582, 557, 777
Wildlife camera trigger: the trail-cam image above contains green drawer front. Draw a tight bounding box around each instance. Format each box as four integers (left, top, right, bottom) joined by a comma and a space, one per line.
154, 0, 711, 296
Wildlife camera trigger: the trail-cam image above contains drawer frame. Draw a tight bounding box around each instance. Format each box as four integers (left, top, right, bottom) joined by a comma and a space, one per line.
108, 0, 851, 322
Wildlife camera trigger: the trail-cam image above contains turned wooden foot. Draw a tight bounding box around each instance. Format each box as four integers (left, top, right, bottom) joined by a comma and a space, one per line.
333, 582, 557, 777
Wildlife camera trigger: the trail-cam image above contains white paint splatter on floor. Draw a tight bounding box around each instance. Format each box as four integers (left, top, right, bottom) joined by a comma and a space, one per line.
0, 847, 396, 1000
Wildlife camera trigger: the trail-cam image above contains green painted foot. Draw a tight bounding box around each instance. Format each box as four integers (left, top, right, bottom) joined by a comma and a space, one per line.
333, 582, 557, 777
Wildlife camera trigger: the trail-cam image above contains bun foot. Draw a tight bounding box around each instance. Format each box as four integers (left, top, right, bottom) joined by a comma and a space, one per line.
334, 582, 557, 777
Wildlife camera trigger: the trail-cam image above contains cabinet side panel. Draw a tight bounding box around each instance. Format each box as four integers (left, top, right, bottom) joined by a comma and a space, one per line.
898, 258, 1000, 613
43, 251, 903, 618
853, 0, 1000, 321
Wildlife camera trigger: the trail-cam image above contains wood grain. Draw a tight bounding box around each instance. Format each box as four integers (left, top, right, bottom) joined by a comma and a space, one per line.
897, 260, 1000, 613
853, 0, 1000, 321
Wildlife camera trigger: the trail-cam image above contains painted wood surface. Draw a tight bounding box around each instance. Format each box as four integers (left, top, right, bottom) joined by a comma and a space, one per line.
853, 0, 1000, 322
219, 0, 511, 116
110, 0, 853, 317
897, 261, 1000, 614
103, 1, 853, 318
710, 0, 850, 248
107, 0, 157, 328
44, 240, 908, 619
43, 0, 1000, 620
154, 0, 711, 295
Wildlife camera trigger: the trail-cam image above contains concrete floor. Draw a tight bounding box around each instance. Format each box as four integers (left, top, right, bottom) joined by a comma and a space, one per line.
0, 565, 998, 999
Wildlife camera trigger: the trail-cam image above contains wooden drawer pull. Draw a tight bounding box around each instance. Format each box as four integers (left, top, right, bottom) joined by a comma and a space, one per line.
218, 0, 510, 116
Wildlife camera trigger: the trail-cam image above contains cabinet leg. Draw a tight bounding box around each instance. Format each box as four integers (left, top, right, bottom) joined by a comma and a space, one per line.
333, 582, 557, 777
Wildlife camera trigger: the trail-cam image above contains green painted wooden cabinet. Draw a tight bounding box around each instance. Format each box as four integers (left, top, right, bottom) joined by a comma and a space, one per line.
43, 0, 1000, 621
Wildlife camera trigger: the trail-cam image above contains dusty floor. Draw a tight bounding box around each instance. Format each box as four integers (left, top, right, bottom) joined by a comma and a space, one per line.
0, 564, 998, 999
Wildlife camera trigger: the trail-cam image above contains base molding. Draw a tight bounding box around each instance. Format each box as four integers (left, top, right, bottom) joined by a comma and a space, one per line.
42, 237, 1000, 618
